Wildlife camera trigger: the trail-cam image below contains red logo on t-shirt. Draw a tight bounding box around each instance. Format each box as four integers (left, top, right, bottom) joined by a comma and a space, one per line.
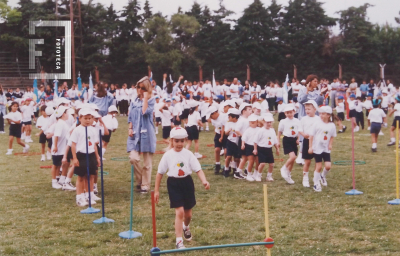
178, 169, 185, 176
88, 136, 92, 146
291, 126, 296, 135
268, 141, 272, 145
324, 131, 328, 140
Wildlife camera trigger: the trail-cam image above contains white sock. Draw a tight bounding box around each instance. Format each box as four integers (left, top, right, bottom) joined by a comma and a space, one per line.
224, 166, 229, 171
85, 192, 89, 198
303, 171, 308, 178
76, 195, 80, 200
56, 176, 60, 180
313, 171, 321, 185
156, 126, 159, 132
102, 148, 106, 156
322, 168, 329, 178
183, 223, 189, 230
90, 192, 96, 198
237, 168, 242, 174
41, 154, 45, 157
52, 179, 57, 183
216, 162, 220, 165
267, 172, 272, 177
66, 177, 71, 183
391, 137, 395, 142
231, 162, 237, 168
372, 143, 377, 149
59, 176, 66, 184
176, 237, 183, 244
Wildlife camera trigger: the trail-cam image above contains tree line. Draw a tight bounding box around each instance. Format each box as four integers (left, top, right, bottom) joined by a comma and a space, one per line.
1, 0, 400, 85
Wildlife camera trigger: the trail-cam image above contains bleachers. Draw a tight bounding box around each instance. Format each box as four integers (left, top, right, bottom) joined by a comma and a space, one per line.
0, 51, 35, 90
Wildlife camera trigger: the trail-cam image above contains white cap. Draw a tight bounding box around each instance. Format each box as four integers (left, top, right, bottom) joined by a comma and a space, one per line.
75, 101, 83, 109
79, 108, 94, 117
303, 100, 318, 109
57, 98, 70, 106
235, 98, 244, 106
206, 106, 218, 119
318, 106, 332, 114
92, 111, 101, 118
67, 108, 75, 116
239, 103, 251, 113
46, 101, 54, 109
190, 101, 199, 108
45, 106, 54, 116
108, 105, 118, 113
170, 127, 188, 139
55, 106, 69, 118
382, 89, 388, 94
248, 114, 258, 122
252, 102, 262, 110
88, 103, 99, 111
301, 79, 306, 83
263, 115, 274, 122
284, 104, 296, 112
227, 108, 240, 115
224, 100, 236, 108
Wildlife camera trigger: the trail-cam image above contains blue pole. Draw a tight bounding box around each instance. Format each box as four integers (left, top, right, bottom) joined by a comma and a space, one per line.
129, 165, 134, 232
150, 241, 275, 255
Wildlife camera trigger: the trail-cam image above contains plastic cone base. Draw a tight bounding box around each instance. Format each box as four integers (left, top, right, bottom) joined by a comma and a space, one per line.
388, 198, 400, 205
81, 207, 101, 214
345, 189, 363, 195
93, 217, 115, 223
119, 230, 142, 239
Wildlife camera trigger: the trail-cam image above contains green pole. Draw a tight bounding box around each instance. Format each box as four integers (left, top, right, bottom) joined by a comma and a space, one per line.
151, 241, 274, 255
129, 165, 134, 232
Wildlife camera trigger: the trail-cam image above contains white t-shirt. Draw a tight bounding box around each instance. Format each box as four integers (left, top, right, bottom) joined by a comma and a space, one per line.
202, 83, 213, 98
36, 116, 49, 130
69, 125, 99, 154
129, 88, 138, 101
277, 103, 286, 113
299, 115, 321, 136
4, 111, 22, 124
155, 101, 163, 118
230, 84, 239, 99
309, 120, 337, 154
278, 118, 301, 137
223, 84, 231, 96
250, 85, 261, 99
190, 85, 203, 96
275, 87, 283, 98
211, 113, 227, 134
381, 95, 391, 108
199, 102, 209, 117
173, 102, 183, 117
236, 116, 249, 135
118, 89, 130, 100
347, 99, 356, 110
157, 148, 201, 178
102, 114, 118, 131
225, 121, 239, 144
368, 108, 386, 123
160, 107, 173, 127
242, 127, 260, 145
292, 83, 302, 94
363, 100, 372, 110
336, 102, 344, 113
51, 119, 70, 156
394, 103, 400, 117
256, 127, 278, 148
20, 104, 33, 122
213, 85, 224, 97
260, 100, 269, 114
187, 111, 201, 127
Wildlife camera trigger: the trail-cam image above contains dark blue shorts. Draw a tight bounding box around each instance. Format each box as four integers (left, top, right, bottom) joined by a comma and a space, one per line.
9, 124, 22, 138
226, 140, 240, 158
186, 125, 199, 141
214, 133, 223, 148
167, 175, 196, 210
314, 152, 331, 163
392, 117, 400, 128
370, 122, 382, 135
282, 136, 298, 155
258, 146, 274, 164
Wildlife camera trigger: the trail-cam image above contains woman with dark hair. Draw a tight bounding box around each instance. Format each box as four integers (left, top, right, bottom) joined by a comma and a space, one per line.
242, 80, 251, 103
127, 76, 156, 194
89, 82, 114, 116
0, 84, 6, 133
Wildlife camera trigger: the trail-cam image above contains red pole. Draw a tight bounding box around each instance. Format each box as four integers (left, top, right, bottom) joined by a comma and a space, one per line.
151, 191, 157, 248
351, 119, 355, 190
345, 95, 350, 120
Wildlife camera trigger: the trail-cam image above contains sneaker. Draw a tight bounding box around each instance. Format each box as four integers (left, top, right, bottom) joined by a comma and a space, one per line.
40, 155, 45, 161
85, 197, 96, 205
246, 172, 255, 181
372, 148, 377, 152
234, 171, 245, 179
0, 131, 5, 134
21, 133, 26, 140
183, 224, 192, 241
338, 130, 343, 133
76, 197, 88, 207
140, 189, 149, 194
266, 175, 274, 182
91, 193, 101, 201
94, 184, 98, 195
223, 169, 230, 178
379, 131, 384, 136
254, 172, 261, 182
176, 240, 186, 249
295, 155, 303, 165
285, 173, 295, 185
280, 165, 288, 179
102, 157, 106, 161
302, 176, 310, 187
367, 126, 370, 130
194, 152, 203, 159
46, 152, 52, 160
26, 138, 33, 143
6, 149, 13, 155
62, 182, 76, 191
313, 183, 322, 192
320, 175, 328, 187
214, 164, 221, 175
244, 169, 248, 176
22, 144, 30, 153
220, 149, 225, 156
343, 126, 347, 132
388, 141, 396, 146
206, 127, 209, 131
52, 182, 62, 189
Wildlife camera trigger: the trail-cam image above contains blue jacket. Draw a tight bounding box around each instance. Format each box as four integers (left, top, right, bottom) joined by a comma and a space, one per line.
89, 92, 114, 117
297, 87, 324, 120
127, 97, 156, 153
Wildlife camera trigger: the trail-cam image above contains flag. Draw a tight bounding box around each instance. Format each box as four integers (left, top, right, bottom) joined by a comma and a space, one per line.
33, 77, 39, 103
89, 72, 93, 90
283, 74, 289, 104
149, 71, 153, 82
212, 70, 216, 87
169, 74, 173, 83
53, 76, 59, 99
77, 72, 82, 91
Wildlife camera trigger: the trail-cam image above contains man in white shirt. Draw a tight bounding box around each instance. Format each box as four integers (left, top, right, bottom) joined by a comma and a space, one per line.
202, 80, 213, 99
230, 78, 239, 99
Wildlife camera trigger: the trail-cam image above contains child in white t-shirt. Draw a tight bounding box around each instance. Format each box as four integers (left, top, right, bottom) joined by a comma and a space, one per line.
278, 105, 301, 184
254, 114, 279, 181
172, 96, 183, 128
206, 105, 227, 174
185, 101, 202, 158
159, 99, 173, 143
276, 97, 286, 121
154, 96, 162, 134
363, 93, 373, 130
101, 105, 119, 159
308, 106, 337, 192
223, 108, 241, 178
239, 114, 260, 181
368, 99, 387, 152
20, 98, 36, 143
334, 96, 346, 133
154, 127, 210, 250
4, 101, 29, 155
36, 105, 52, 161
387, 96, 400, 146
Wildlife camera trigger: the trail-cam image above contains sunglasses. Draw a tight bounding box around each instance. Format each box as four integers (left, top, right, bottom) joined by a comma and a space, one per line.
138, 86, 146, 91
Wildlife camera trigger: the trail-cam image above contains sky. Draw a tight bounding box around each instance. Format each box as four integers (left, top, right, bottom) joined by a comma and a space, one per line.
7, 0, 400, 29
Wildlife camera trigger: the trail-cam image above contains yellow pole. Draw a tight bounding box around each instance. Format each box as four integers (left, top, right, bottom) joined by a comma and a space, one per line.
263, 184, 271, 256
396, 121, 399, 199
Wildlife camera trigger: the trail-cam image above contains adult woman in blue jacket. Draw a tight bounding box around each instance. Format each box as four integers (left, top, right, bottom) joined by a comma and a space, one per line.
127, 76, 156, 193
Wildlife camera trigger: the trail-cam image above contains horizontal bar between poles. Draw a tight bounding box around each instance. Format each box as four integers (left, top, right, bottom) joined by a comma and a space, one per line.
152, 241, 274, 254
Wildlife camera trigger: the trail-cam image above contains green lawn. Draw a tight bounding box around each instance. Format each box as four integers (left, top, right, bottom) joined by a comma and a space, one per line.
1, 115, 400, 256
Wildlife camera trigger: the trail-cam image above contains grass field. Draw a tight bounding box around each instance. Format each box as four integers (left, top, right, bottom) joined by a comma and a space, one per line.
1, 114, 400, 256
